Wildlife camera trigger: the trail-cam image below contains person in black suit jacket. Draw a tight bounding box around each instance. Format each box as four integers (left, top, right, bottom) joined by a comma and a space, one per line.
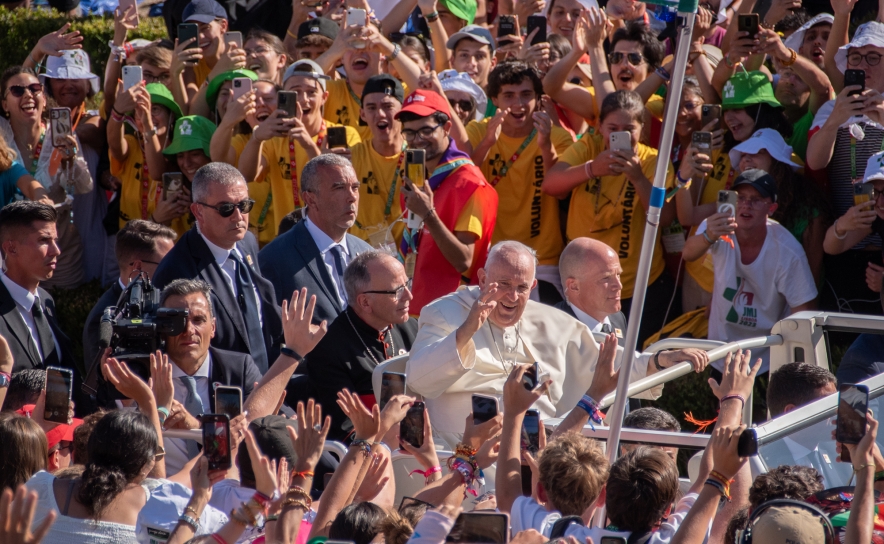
0, 202, 92, 412
152, 163, 282, 374
259, 154, 373, 325
83, 220, 176, 374
306, 251, 419, 440
557, 238, 710, 374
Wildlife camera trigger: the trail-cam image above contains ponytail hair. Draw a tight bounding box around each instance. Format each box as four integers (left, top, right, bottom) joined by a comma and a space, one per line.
77, 410, 157, 517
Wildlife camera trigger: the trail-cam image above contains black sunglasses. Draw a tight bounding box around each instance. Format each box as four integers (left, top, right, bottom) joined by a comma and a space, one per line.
448, 98, 474, 112
608, 52, 645, 66
6, 83, 43, 98
197, 199, 255, 217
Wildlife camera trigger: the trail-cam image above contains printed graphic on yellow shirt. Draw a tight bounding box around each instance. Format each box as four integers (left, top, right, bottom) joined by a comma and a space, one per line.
350, 140, 407, 246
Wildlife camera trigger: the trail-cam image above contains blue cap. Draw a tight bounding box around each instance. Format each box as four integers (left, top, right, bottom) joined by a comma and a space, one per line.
733, 169, 778, 202
183, 0, 227, 23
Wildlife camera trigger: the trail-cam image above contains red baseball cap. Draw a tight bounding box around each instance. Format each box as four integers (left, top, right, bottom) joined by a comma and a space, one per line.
17, 404, 84, 450
395, 89, 451, 119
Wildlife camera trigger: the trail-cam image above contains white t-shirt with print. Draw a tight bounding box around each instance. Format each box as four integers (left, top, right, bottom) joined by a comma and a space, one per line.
699, 218, 817, 374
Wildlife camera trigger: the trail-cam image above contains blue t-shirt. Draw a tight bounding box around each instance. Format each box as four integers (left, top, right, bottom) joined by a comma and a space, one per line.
0, 162, 27, 206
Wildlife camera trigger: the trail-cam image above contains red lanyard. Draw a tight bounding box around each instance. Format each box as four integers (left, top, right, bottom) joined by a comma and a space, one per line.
289, 121, 326, 208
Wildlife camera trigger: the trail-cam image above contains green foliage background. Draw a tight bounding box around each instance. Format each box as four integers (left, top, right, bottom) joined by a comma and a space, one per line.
0, 7, 167, 78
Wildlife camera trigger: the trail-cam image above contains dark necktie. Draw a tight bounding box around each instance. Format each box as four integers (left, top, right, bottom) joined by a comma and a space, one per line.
229, 252, 269, 372
178, 376, 203, 458
32, 298, 60, 367
329, 245, 347, 304
601, 323, 612, 333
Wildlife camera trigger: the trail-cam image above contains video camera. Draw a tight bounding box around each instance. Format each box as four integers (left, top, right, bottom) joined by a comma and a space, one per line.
82, 272, 189, 399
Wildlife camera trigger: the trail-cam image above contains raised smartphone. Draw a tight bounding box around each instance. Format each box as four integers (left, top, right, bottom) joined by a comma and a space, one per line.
609, 131, 632, 152
400, 401, 425, 448
835, 383, 869, 445
225, 31, 243, 49
718, 190, 738, 217
50, 108, 72, 147
44, 366, 73, 424
521, 409, 541, 454
497, 14, 517, 45
701, 104, 721, 130
692, 131, 713, 153
521, 361, 539, 391
406, 149, 426, 187
737, 428, 758, 457
854, 183, 875, 206
201, 414, 232, 470
122, 65, 142, 91
232, 77, 252, 101
277, 90, 299, 118
327, 126, 348, 149
163, 172, 184, 200
214, 385, 243, 418
445, 512, 510, 544
178, 23, 200, 52
380, 371, 406, 409
472, 394, 499, 425
527, 15, 547, 45
738, 14, 759, 37
845, 68, 866, 97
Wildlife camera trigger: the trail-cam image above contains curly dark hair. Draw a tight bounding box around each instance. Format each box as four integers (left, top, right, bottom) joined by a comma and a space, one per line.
487, 61, 544, 100
724, 103, 793, 151
77, 410, 157, 518
611, 21, 665, 69
748, 465, 825, 508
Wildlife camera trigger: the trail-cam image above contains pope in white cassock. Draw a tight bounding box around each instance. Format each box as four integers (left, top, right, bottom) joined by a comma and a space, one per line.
406, 240, 664, 444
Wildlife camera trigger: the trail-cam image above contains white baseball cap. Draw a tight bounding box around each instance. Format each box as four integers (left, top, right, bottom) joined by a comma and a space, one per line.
729, 128, 801, 170
438, 69, 487, 122
863, 150, 884, 182
835, 20, 884, 74
39, 50, 100, 94
783, 13, 834, 52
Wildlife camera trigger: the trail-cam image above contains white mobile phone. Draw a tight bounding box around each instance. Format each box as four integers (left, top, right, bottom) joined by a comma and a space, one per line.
609, 131, 632, 152
119, 0, 138, 23
346, 8, 367, 26
232, 77, 252, 101
122, 65, 143, 91
225, 31, 243, 49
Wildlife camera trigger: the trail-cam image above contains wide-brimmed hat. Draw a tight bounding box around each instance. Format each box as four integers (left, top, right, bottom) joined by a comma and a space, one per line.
146, 82, 183, 120
721, 71, 781, 110
835, 20, 884, 74
729, 129, 800, 171
39, 50, 100, 94
783, 13, 834, 52
439, 0, 477, 25
862, 150, 884, 183
438, 69, 487, 121
163, 115, 215, 156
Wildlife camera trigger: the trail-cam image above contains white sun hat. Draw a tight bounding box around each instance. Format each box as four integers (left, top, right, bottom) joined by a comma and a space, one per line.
39, 50, 100, 95
835, 20, 884, 74
783, 13, 834, 52
728, 128, 801, 170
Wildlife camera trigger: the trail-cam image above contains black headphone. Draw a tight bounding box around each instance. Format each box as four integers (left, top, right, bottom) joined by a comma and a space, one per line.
736, 499, 836, 544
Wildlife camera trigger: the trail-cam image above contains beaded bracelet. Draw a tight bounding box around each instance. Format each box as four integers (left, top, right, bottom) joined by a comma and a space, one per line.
178, 514, 199, 531
720, 394, 746, 410
350, 439, 373, 456
282, 498, 311, 511
285, 486, 313, 509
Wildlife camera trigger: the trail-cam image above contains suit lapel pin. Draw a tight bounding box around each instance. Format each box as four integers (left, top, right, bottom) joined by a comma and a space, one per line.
246, 255, 254, 266
615, 328, 623, 338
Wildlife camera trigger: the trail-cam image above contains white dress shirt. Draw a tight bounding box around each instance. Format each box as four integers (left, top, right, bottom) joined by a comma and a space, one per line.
164, 352, 213, 474
198, 229, 263, 326
569, 303, 610, 333
0, 271, 61, 361
305, 216, 350, 307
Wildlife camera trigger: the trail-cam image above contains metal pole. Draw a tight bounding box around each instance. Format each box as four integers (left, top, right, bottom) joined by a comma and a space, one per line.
595, 0, 698, 527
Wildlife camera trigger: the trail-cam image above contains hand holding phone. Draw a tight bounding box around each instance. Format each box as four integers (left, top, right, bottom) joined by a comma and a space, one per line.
215, 385, 243, 418
836, 383, 869, 445
718, 190, 738, 218
380, 372, 406, 409
44, 367, 73, 424
400, 401, 426, 448
202, 414, 233, 470
609, 131, 632, 153
472, 394, 499, 425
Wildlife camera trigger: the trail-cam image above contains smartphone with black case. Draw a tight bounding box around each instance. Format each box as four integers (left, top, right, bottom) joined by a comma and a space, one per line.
521, 409, 541, 454
277, 91, 299, 118
202, 414, 232, 470
44, 366, 73, 424
497, 14, 517, 44
527, 15, 547, 45
737, 428, 758, 457
521, 362, 539, 391
327, 126, 348, 149
738, 14, 758, 37
178, 23, 200, 51
472, 394, 499, 425
701, 104, 721, 130
400, 401, 425, 448
380, 371, 406, 409
214, 385, 243, 418
845, 69, 866, 96
836, 383, 869, 445
446, 512, 510, 544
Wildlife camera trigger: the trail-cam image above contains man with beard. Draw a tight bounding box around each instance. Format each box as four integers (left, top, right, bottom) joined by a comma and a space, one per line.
461, 62, 574, 302
754, 27, 833, 161
314, 19, 423, 140
239, 60, 360, 228
394, 89, 498, 316
305, 251, 418, 440
350, 75, 410, 246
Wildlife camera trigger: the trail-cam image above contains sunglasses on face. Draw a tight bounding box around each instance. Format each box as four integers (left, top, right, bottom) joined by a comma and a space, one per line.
197, 199, 256, 217
448, 98, 473, 112
6, 83, 43, 98
608, 52, 645, 66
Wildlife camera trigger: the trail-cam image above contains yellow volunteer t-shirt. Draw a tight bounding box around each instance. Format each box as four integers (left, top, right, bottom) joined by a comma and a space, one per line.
559, 133, 675, 299
260, 122, 361, 220
349, 140, 407, 246
192, 58, 212, 87
231, 133, 276, 246
466, 121, 574, 265
113, 134, 160, 228
684, 149, 733, 294
453, 191, 485, 239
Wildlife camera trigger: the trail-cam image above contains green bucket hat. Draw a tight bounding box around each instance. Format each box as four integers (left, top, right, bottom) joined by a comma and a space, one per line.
439, 0, 477, 24
146, 82, 183, 120
721, 71, 781, 110
163, 115, 216, 157
206, 69, 259, 113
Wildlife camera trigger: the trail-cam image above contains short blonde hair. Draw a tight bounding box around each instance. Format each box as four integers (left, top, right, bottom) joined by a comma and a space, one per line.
538, 432, 609, 516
